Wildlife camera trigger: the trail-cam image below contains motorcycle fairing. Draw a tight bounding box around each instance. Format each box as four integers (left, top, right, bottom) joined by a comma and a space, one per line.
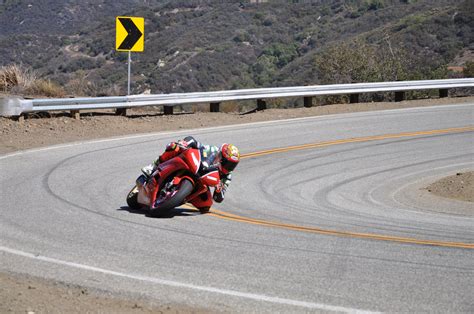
180, 148, 201, 174
155, 155, 191, 185
200, 170, 220, 187
135, 174, 149, 205
189, 188, 213, 209
133, 147, 214, 210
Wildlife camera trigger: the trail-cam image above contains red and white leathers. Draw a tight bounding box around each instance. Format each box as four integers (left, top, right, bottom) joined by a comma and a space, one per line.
141, 136, 239, 207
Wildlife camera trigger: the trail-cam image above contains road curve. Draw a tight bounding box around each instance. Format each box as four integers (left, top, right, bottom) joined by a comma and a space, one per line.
1, 104, 473, 312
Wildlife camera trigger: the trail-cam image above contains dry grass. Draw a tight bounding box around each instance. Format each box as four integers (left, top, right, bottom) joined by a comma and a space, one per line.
30, 80, 66, 97
0, 64, 36, 92
65, 71, 100, 96
0, 64, 65, 97
190, 101, 243, 113
220, 101, 241, 113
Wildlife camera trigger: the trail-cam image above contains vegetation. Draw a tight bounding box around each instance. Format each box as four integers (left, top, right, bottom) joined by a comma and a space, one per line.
465, 62, 474, 78
0, 0, 472, 99
0, 64, 65, 97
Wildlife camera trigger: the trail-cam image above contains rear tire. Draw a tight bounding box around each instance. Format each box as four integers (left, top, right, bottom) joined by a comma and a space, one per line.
126, 186, 141, 210
150, 179, 194, 216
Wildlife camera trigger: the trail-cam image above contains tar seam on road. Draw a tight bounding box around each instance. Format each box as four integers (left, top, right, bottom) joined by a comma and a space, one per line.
209, 126, 474, 249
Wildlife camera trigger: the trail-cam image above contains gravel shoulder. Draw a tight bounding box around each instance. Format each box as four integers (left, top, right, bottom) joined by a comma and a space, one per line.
1, 96, 472, 313
0, 272, 208, 314
426, 171, 474, 203
2, 96, 473, 155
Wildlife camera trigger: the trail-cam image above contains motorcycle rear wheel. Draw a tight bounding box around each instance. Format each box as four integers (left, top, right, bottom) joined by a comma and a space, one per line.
150, 178, 194, 216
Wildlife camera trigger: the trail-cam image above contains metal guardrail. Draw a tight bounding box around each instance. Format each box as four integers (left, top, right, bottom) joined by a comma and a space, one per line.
1, 79, 473, 117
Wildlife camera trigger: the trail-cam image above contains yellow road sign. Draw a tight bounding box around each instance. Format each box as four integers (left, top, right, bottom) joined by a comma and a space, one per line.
116, 16, 144, 52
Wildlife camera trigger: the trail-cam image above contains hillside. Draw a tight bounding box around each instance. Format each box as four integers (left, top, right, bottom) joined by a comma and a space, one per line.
0, 0, 472, 97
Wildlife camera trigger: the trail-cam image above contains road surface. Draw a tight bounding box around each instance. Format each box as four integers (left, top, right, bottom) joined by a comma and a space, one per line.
1, 103, 473, 312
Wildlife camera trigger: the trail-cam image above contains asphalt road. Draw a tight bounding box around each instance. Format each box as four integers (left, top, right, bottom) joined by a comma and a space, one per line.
1, 104, 473, 313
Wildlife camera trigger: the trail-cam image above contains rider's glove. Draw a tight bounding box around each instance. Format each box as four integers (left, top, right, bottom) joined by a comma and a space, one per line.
213, 190, 224, 203
215, 181, 223, 193
166, 142, 180, 152
177, 140, 189, 149
213, 182, 225, 203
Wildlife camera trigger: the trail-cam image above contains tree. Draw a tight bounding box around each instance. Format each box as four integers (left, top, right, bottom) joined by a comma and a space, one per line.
314, 39, 416, 102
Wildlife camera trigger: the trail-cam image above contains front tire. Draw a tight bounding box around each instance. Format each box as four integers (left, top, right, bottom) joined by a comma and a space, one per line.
150, 179, 194, 216
126, 185, 141, 210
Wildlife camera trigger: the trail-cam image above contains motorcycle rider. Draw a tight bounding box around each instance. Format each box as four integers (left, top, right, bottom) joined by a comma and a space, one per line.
141, 136, 240, 212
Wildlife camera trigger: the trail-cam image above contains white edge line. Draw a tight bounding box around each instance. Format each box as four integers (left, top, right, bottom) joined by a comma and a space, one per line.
1, 103, 472, 160
0, 246, 378, 314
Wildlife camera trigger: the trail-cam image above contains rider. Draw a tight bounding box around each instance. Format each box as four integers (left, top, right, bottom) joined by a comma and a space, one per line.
141, 136, 240, 211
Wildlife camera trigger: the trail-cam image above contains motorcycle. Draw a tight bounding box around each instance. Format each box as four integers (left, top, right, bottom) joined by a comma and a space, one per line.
126, 147, 220, 216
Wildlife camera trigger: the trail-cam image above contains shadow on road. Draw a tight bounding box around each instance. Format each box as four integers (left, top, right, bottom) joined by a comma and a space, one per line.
117, 206, 201, 219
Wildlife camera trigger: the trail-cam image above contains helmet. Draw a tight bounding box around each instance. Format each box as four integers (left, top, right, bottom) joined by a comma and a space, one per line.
219, 143, 240, 174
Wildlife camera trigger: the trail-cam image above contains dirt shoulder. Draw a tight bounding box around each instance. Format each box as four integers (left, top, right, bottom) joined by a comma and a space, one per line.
426, 171, 474, 203
0, 272, 208, 314
1, 96, 473, 313
1, 96, 473, 155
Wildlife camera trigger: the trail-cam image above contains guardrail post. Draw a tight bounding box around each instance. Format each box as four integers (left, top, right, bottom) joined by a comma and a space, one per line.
350, 94, 359, 103
164, 105, 174, 115
395, 91, 405, 102
439, 88, 449, 98
70, 110, 80, 120
257, 99, 266, 111
116, 108, 127, 116
304, 96, 313, 108
210, 102, 220, 112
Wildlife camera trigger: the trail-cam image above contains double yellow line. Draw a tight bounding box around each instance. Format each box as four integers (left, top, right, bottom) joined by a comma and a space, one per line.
208, 209, 474, 249
209, 126, 474, 249
241, 126, 474, 159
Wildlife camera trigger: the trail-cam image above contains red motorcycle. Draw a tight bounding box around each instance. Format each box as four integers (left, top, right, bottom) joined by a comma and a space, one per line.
126, 147, 220, 216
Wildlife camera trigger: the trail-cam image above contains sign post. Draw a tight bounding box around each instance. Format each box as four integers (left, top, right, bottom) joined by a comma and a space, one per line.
127, 51, 131, 95
116, 16, 144, 96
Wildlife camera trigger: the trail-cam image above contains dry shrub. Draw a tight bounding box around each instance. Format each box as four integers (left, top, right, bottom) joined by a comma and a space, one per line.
30, 80, 66, 98
0, 64, 65, 97
65, 71, 98, 96
191, 101, 242, 113
191, 103, 209, 113
266, 98, 294, 109
103, 83, 122, 96
0, 64, 36, 92
220, 101, 240, 113
66, 78, 97, 96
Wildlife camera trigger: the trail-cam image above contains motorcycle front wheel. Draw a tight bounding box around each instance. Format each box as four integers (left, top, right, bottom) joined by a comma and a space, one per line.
150, 178, 194, 216
126, 185, 141, 210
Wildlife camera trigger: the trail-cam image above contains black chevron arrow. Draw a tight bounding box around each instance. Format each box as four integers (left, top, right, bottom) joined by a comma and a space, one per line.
118, 18, 143, 50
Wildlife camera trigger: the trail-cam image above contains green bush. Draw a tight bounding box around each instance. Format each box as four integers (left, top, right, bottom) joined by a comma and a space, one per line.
261, 43, 299, 68
363, 0, 385, 11
464, 62, 474, 78
314, 40, 422, 102
233, 31, 250, 43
